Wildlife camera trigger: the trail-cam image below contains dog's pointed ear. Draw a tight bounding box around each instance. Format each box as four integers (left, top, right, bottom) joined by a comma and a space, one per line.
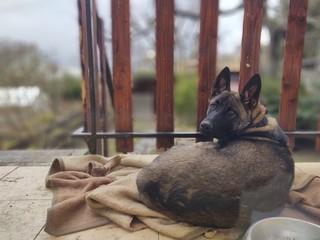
240, 74, 261, 110
211, 67, 231, 97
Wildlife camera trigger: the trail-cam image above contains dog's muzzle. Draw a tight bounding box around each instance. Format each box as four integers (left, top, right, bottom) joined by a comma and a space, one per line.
200, 120, 213, 134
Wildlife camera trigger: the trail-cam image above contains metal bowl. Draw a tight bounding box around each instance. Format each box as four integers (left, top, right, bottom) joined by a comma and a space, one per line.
243, 217, 320, 240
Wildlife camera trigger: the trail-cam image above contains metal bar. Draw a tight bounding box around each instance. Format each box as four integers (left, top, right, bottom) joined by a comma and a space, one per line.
73, 127, 320, 139
285, 131, 320, 137
97, 16, 109, 156
85, 0, 97, 154
73, 128, 204, 138
91, 0, 102, 154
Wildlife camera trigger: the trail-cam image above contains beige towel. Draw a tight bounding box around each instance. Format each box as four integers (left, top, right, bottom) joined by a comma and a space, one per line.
44, 154, 117, 236
45, 154, 156, 236
45, 154, 320, 239
86, 171, 210, 239
45, 154, 245, 239
280, 162, 320, 225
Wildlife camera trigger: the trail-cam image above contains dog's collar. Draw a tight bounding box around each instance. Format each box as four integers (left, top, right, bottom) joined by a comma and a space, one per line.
233, 115, 268, 139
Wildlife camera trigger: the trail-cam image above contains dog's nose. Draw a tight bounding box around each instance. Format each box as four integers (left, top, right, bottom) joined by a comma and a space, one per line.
200, 121, 213, 132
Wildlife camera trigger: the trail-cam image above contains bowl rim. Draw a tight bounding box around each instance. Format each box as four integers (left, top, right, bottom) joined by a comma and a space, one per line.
244, 216, 320, 239
250, 216, 320, 228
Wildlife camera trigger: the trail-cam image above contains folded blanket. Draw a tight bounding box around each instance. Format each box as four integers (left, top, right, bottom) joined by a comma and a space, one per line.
280, 163, 320, 225
86, 170, 213, 239
45, 154, 245, 239
44, 154, 320, 239
45, 154, 155, 236
44, 155, 114, 236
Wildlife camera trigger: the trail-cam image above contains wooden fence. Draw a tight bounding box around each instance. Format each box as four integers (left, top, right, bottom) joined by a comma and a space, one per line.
74, 0, 320, 156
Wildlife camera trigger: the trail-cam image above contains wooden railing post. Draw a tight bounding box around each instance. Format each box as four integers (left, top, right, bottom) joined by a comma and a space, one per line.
77, 0, 90, 134
197, 0, 219, 141
155, 0, 175, 150
278, 0, 308, 149
111, 0, 133, 153
239, 0, 264, 90
74, 0, 317, 157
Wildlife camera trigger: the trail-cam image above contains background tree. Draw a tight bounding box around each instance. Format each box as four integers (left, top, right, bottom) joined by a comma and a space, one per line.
265, 0, 320, 76
0, 40, 83, 149
0, 40, 58, 86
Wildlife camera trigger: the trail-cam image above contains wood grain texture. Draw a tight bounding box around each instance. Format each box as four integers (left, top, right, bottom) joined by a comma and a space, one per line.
112, 0, 133, 153
78, 0, 90, 133
239, 0, 264, 91
155, 0, 174, 150
278, 0, 308, 149
197, 0, 219, 142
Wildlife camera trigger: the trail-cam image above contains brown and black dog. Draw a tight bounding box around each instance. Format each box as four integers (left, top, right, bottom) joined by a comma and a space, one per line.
136, 67, 294, 228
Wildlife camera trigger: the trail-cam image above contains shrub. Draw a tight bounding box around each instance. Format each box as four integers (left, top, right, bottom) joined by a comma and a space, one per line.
297, 81, 320, 130
261, 77, 320, 130
174, 73, 198, 126
61, 74, 82, 101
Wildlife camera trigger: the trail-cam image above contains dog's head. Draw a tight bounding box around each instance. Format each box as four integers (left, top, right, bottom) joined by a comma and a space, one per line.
200, 67, 265, 140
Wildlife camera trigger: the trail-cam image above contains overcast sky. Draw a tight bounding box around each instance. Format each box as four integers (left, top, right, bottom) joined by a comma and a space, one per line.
0, 0, 79, 71
0, 0, 275, 73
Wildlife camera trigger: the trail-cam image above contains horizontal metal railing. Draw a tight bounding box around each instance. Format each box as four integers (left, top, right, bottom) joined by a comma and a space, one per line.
73, 127, 320, 139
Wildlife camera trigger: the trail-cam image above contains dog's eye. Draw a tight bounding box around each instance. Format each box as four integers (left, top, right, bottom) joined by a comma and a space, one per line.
210, 100, 219, 109
210, 103, 217, 109
226, 108, 236, 117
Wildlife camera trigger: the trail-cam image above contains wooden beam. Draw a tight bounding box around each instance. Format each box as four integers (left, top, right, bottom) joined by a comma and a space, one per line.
197, 0, 219, 141
111, 0, 133, 153
278, 0, 308, 149
155, 0, 175, 150
239, 0, 264, 91
77, 0, 90, 133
